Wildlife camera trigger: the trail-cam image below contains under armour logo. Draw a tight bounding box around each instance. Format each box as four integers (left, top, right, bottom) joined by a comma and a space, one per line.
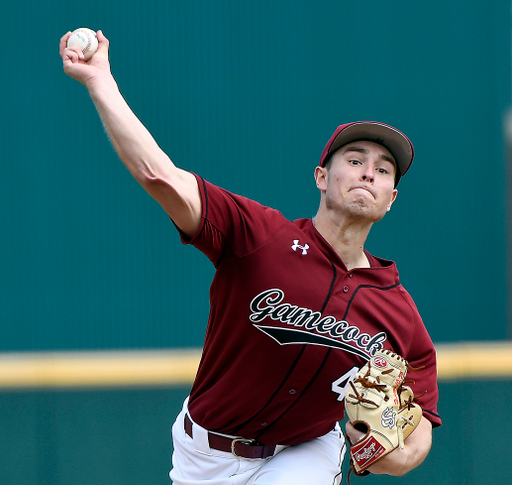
291, 239, 309, 255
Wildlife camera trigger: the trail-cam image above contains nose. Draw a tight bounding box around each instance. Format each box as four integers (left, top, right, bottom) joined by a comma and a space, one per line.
361, 164, 374, 183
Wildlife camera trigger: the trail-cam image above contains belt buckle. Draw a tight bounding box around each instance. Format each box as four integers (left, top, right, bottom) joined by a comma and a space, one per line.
231, 437, 255, 457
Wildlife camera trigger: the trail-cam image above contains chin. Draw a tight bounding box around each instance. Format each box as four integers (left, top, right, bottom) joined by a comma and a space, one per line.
345, 203, 386, 223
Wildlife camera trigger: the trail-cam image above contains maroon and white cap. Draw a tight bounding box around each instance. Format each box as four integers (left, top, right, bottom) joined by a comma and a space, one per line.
319, 121, 414, 185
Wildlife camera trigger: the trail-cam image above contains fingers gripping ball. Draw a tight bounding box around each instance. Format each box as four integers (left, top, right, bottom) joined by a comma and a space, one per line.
344, 350, 423, 476
67, 28, 98, 60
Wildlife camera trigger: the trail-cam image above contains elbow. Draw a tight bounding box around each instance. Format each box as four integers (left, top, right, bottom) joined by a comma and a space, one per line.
137, 169, 163, 187
133, 157, 173, 191
138, 171, 173, 198
127, 151, 175, 190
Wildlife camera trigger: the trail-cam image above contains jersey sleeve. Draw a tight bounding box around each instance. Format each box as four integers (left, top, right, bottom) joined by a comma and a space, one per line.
178, 174, 287, 267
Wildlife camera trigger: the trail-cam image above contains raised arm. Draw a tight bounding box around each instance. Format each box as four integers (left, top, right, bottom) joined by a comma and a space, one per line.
59, 30, 201, 238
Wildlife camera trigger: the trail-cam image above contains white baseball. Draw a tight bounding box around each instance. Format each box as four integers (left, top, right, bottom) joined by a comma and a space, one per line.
67, 28, 98, 60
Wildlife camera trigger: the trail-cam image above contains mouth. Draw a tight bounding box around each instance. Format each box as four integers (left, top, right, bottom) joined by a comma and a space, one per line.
350, 186, 375, 199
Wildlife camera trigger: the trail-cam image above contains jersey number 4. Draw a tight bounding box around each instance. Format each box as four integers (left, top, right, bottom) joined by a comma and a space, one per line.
331, 367, 359, 402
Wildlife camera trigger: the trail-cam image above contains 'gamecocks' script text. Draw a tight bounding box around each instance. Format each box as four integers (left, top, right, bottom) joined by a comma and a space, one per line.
249, 288, 387, 355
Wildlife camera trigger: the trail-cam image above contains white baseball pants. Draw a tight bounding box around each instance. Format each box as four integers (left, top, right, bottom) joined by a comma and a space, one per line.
169, 398, 346, 485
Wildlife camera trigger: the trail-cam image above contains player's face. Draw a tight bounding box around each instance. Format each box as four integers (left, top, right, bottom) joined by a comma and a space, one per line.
316, 141, 398, 223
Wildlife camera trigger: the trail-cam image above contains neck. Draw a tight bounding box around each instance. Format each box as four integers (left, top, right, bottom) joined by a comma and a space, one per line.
312, 214, 372, 270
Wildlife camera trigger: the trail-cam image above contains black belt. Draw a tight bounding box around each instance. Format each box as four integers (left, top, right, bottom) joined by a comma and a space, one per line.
184, 414, 277, 459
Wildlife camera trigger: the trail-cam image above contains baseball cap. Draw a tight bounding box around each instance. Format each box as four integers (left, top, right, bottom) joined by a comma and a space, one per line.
319, 121, 414, 185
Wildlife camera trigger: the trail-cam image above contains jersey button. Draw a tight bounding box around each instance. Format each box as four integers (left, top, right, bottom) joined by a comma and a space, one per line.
261, 421, 268, 427
343, 285, 349, 293
289, 388, 296, 395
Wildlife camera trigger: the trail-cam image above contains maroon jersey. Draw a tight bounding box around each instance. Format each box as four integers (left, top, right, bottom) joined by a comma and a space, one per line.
181, 175, 441, 446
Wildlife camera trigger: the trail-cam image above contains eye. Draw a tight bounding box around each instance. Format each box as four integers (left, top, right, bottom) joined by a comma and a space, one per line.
376, 167, 389, 175
349, 159, 362, 166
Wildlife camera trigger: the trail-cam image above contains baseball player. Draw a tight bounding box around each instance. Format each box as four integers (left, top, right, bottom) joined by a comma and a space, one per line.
60, 31, 441, 484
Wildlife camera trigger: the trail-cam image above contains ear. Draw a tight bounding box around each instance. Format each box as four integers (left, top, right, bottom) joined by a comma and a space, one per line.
315, 166, 328, 191
386, 189, 398, 211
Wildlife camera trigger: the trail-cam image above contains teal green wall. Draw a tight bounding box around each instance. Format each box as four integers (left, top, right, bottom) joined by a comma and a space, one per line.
1, 0, 510, 350
0, 387, 190, 485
